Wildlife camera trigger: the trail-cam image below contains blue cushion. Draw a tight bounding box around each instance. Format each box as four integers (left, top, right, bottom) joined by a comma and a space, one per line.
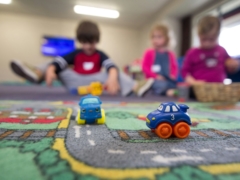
177, 57, 184, 82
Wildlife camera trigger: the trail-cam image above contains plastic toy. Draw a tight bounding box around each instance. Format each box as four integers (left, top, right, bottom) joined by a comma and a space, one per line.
177, 83, 190, 102
71, 82, 103, 96
146, 102, 191, 139
76, 95, 105, 124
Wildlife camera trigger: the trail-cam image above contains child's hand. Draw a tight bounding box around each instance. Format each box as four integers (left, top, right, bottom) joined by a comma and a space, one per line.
185, 74, 205, 85
225, 58, 240, 73
105, 77, 120, 95
156, 75, 165, 80
45, 65, 57, 87
105, 68, 120, 95
193, 80, 205, 85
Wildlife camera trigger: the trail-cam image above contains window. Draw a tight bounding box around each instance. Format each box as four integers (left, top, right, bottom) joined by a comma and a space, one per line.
219, 24, 240, 57
165, 106, 170, 112
172, 106, 179, 112
158, 105, 163, 111
82, 98, 99, 104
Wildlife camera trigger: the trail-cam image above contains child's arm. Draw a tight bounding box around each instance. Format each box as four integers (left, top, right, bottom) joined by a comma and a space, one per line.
51, 50, 78, 74
46, 50, 79, 86
105, 67, 120, 95
185, 74, 205, 85
221, 47, 240, 73
45, 65, 57, 86
182, 49, 205, 86
99, 51, 120, 95
225, 58, 240, 73
142, 50, 158, 79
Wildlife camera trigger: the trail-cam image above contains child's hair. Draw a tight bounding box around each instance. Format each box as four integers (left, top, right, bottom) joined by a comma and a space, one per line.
76, 21, 100, 43
198, 16, 221, 36
150, 24, 169, 46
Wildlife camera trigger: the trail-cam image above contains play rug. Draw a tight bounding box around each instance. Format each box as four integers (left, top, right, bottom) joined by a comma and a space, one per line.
0, 100, 240, 180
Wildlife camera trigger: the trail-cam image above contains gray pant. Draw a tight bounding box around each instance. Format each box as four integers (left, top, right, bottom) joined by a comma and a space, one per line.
151, 80, 177, 95
38, 63, 135, 96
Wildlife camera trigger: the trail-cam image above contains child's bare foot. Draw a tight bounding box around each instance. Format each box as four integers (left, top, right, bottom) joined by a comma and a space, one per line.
10, 60, 43, 83
166, 89, 176, 97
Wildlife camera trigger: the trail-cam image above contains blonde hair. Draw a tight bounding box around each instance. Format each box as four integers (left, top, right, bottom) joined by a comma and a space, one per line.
198, 16, 221, 36
150, 24, 169, 46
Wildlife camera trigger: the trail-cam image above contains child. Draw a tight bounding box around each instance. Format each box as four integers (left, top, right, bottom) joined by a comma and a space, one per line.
142, 25, 178, 96
10, 21, 152, 97
182, 16, 240, 85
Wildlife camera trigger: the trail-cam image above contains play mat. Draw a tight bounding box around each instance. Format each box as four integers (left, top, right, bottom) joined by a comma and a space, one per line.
0, 100, 240, 180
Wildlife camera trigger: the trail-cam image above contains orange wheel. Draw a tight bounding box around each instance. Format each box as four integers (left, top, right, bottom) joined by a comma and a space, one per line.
173, 122, 190, 139
155, 123, 172, 139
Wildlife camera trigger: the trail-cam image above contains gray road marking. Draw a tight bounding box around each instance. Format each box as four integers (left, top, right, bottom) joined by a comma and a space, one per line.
88, 139, 95, 146
225, 147, 238, 151
171, 149, 187, 153
199, 149, 213, 152
152, 155, 204, 164
108, 150, 125, 154
140, 151, 157, 154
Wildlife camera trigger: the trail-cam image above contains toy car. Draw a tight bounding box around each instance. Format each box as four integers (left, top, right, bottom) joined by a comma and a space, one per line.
70, 82, 103, 96
146, 102, 191, 139
76, 95, 105, 124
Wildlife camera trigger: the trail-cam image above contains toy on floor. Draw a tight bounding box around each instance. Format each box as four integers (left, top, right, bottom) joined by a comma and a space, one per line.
76, 95, 105, 124
146, 102, 191, 139
177, 83, 190, 102
71, 82, 104, 96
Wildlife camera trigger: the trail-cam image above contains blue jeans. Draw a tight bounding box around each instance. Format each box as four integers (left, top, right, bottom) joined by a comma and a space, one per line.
151, 80, 177, 95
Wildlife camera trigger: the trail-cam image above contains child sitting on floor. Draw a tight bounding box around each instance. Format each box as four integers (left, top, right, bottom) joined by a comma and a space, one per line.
10, 21, 152, 97
141, 24, 178, 97
182, 16, 240, 85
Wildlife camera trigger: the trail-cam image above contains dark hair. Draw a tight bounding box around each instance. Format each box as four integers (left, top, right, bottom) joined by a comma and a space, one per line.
76, 21, 100, 43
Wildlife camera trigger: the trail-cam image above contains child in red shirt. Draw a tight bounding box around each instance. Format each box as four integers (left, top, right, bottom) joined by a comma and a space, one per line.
142, 25, 178, 96
10, 21, 153, 96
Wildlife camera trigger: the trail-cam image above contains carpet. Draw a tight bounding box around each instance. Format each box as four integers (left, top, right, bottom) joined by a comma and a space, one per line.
0, 100, 240, 180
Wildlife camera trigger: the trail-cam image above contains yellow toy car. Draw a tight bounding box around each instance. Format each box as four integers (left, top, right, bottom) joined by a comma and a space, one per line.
71, 82, 103, 96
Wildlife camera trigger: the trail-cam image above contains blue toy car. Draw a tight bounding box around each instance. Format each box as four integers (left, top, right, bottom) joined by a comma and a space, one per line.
76, 95, 105, 124
146, 102, 191, 139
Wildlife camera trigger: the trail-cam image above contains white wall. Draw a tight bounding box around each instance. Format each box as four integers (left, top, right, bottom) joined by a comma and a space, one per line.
0, 12, 141, 81
138, 0, 182, 58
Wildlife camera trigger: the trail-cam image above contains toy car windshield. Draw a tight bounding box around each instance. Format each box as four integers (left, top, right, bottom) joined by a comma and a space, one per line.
82, 98, 99, 104
157, 105, 163, 111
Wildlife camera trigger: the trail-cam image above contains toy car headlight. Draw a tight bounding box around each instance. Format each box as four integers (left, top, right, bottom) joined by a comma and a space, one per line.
81, 109, 86, 113
146, 118, 150, 123
95, 108, 100, 112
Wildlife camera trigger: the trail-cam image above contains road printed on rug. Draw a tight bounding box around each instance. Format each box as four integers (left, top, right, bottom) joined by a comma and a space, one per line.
1, 101, 240, 180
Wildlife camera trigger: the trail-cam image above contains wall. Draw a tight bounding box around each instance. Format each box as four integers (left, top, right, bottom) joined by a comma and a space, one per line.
0, 12, 141, 81
138, 0, 182, 58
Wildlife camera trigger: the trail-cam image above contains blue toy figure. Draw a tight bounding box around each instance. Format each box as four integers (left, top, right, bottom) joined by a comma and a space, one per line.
76, 95, 105, 124
146, 102, 191, 139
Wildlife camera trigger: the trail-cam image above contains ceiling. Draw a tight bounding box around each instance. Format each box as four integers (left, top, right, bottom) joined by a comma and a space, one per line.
0, 0, 214, 28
